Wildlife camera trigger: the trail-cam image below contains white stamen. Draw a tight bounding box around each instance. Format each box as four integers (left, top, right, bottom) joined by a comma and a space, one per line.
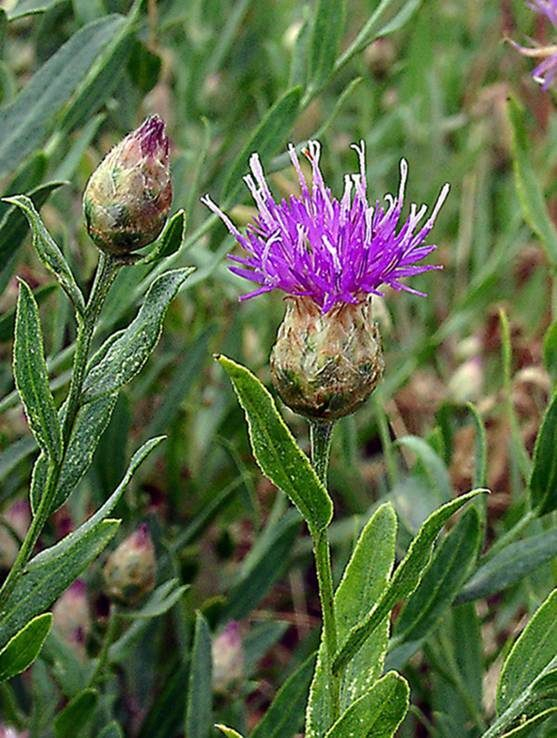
249, 153, 272, 198
200, 195, 242, 238
288, 143, 309, 194
398, 159, 408, 204
323, 235, 341, 272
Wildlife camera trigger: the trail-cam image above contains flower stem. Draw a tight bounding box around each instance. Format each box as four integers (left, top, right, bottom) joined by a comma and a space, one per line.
0, 254, 119, 610
309, 419, 340, 723
90, 604, 119, 685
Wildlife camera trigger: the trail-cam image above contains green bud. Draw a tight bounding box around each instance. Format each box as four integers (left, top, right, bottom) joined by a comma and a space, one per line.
103, 524, 156, 605
83, 115, 172, 255
270, 296, 384, 420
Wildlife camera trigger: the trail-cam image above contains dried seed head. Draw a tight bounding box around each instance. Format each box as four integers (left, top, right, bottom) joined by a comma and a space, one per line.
83, 115, 172, 255
103, 524, 156, 605
270, 296, 384, 420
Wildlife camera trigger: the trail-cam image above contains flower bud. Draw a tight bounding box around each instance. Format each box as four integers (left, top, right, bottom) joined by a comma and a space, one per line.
83, 115, 172, 255
103, 524, 156, 605
0, 500, 30, 569
270, 297, 384, 420
52, 579, 91, 657
212, 621, 244, 694
0, 725, 28, 738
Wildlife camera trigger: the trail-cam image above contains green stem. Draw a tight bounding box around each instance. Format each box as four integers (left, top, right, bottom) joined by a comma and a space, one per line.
0, 254, 120, 610
309, 420, 340, 723
90, 604, 119, 685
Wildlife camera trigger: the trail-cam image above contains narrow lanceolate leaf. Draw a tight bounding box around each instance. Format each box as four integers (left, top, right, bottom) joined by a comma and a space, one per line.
307, 504, 397, 738
394, 507, 481, 644
30, 393, 118, 514
54, 688, 98, 738
324, 671, 409, 738
308, 0, 346, 93
139, 209, 186, 264
14, 281, 62, 462
82, 268, 193, 402
456, 527, 557, 604
0, 437, 163, 649
0, 613, 52, 682
529, 392, 557, 515
217, 355, 333, 531
7, 0, 65, 21
6, 197, 85, 314
215, 728, 244, 738
185, 612, 212, 738
508, 97, 557, 265
251, 653, 316, 738
497, 589, 557, 714
500, 708, 557, 738
120, 579, 188, 620
222, 87, 302, 201
333, 489, 486, 674
0, 14, 125, 178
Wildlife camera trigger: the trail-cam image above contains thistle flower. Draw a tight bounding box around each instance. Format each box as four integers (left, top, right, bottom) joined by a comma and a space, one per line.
202, 140, 449, 312
203, 141, 449, 419
512, 1, 557, 88
103, 524, 156, 605
83, 115, 172, 255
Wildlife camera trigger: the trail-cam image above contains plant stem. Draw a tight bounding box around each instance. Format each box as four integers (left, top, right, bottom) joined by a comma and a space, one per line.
90, 604, 119, 685
0, 254, 119, 610
309, 419, 340, 723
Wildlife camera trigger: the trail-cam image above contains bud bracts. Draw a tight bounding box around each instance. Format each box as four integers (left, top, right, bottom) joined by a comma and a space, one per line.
270, 296, 384, 420
83, 115, 172, 255
103, 523, 156, 605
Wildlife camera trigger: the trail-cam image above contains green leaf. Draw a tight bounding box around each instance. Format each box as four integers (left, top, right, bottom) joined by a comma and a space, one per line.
139, 209, 186, 264
7, 0, 64, 20
0, 283, 56, 343
54, 688, 98, 738
396, 436, 452, 504
308, 0, 345, 93
0, 520, 119, 651
13, 280, 62, 462
99, 722, 124, 738
128, 39, 163, 94
0, 437, 162, 648
307, 504, 397, 738
456, 528, 557, 604
0, 15, 125, 178
5, 196, 85, 314
500, 708, 557, 737
185, 612, 212, 738
543, 321, 557, 382
82, 268, 193, 402
335, 0, 423, 71
529, 392, 557, 515
251, 653, 316, 738
333, 489, 486, 674
0, 613, 52, 682
138, 663, 189, 738
497, 589, 557, 713
30, 393, 118, 514
216, 727, 244, 738
217, 355, 333, 531
324, 671, 409, 738
467, 402, 488, 489
222, 87, 302, 201
120, 579, 188, 620
394, 507, 481, 643
58, 3, 139, 133
507, 97, 557, 265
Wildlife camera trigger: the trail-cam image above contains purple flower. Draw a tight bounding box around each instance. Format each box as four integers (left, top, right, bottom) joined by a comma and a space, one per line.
202, 141, 449, 313
513, 1, 557, 88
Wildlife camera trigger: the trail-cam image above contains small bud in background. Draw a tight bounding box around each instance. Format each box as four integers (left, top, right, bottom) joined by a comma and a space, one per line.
0, 500, 30, 569
103, 524, 156, 606
212, 621, 244, 694
270, 297, 384, 420
52, 579, 91, 658
83, 115, 172, 256
448, 356, 484, 405
0, 726, 28, 738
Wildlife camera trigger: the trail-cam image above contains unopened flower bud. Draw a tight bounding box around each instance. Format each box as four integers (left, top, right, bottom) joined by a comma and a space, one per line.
0, 500, 30, 569
83, 115, 172, 255
270, 297, 384, 420
52, 579, 91, 657
212, 621, 244, 694
103, 524, 156, 605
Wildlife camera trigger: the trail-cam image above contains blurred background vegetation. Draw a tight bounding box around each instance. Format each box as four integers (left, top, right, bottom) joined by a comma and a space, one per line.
0, 0, 556, 735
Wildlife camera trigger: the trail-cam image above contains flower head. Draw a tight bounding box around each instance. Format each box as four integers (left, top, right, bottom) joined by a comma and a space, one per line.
83, 115, 172, 255
512, 1, 557, 88
202, 141, 449, 313
103, 523, 156, 605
